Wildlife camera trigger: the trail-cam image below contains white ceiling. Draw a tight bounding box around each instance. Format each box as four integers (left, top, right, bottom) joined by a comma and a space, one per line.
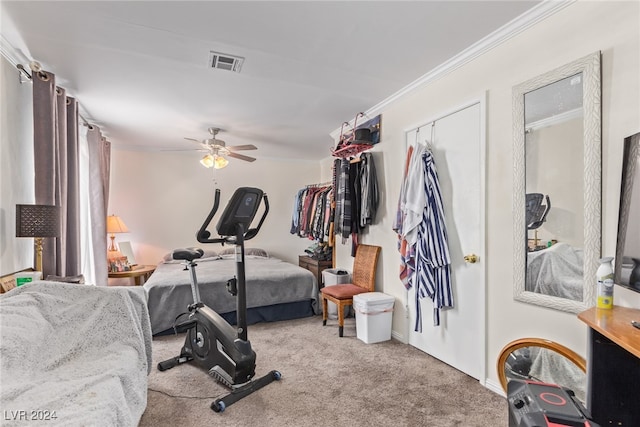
1, 1, 541, 161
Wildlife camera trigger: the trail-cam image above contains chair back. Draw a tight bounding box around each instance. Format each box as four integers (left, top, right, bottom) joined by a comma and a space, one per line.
351, 244, 381, 292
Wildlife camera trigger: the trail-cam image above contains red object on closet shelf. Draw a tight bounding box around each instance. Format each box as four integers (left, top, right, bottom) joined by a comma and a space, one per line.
331, 143, 372, 159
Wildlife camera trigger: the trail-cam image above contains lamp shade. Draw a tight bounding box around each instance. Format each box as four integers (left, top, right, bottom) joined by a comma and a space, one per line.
16, 204, 60, 238
106, 215, 129, 234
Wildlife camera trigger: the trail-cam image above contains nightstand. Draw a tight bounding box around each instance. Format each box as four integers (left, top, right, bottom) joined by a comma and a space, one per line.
298, 256, 332, 288
108, 265, 156, 286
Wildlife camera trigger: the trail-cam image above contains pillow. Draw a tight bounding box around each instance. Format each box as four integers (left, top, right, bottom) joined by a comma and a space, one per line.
219, 247, 269, 258
246, 248, 269, 258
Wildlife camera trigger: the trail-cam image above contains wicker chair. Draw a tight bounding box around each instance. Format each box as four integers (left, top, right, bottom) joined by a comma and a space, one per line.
320, 244, 381, 337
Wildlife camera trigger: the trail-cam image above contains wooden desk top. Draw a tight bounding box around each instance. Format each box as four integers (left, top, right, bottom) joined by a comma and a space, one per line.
578, 306, 640, 359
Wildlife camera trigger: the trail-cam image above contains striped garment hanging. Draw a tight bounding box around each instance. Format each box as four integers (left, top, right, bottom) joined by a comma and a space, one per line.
414, 149, 453, 331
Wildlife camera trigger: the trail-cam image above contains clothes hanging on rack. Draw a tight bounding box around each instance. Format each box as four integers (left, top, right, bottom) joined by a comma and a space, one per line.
289, 183, 333, 242
333, 153, 379, 254
359, 152, 379, 228
395, 135, 452, 330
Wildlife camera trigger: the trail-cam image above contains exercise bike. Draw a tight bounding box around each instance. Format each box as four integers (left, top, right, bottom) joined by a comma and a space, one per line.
157, 187, 281, 413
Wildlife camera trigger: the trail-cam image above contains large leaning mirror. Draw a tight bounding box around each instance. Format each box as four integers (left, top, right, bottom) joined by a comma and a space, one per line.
513, 51, 601, 313
497, 338, 587, 406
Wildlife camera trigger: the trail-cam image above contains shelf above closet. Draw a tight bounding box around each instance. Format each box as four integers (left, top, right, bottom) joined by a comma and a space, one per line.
331, 143, 373, 159
331, 114, 381, 159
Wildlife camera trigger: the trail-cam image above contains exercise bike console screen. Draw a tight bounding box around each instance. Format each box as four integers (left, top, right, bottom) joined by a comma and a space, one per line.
216, 187, 264, 237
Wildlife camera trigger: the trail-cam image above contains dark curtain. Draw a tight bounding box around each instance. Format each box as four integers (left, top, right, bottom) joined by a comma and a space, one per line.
32, 71, 82, 278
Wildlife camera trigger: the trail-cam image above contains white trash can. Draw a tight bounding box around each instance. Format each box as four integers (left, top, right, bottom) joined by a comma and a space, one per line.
353, 292, 395, 344
321, 268, 351, 320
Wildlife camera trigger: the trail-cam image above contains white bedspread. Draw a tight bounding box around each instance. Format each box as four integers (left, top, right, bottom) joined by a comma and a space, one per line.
526, 242, 584, 301
0, 281, 152, 427
528, 347, 586, 404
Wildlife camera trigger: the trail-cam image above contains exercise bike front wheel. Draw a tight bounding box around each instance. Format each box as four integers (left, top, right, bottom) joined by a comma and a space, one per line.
211, 400, 226, 413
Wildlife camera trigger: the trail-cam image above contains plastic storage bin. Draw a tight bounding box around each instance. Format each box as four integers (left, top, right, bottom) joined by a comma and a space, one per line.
15, 271, 42, 287
321, 268, 351, 319
353, 292, 395, 344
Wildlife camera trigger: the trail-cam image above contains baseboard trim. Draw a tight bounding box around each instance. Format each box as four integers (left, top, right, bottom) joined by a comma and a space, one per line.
391, 329, 406, 343
484, 378, 506, 397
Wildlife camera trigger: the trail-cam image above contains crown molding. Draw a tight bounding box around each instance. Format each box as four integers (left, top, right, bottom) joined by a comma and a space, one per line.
526, 107, 582, 133
330, 0, 576, 139
0, 33, 29, 68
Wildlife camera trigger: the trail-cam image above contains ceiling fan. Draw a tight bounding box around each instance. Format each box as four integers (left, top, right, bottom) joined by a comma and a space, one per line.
185, 127, 257, 169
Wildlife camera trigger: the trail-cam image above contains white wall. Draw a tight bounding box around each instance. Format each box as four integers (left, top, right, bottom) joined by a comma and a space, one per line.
325, 0, 640, 388
108, 149, 321, 267
0, 55, 34, 275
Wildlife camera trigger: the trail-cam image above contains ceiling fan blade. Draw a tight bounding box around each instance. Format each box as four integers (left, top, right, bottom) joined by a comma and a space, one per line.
158, 148, 208, 152
227, 152, 256, 162
226, 144, 257, 151
184, 137, 201, 143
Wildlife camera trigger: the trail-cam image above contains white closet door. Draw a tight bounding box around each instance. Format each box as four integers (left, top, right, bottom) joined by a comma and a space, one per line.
407, 101, 485, 381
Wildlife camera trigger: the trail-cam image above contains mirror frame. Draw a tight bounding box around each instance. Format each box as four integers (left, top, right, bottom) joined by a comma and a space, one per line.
513, 51, 601, 313
496, 337, 586, 393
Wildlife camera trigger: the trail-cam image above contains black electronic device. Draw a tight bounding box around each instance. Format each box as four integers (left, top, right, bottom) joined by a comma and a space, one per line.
508, 379, 600, 427
216, 187, 263, 236
525, 193, 551, 230
158, 188, 279, 413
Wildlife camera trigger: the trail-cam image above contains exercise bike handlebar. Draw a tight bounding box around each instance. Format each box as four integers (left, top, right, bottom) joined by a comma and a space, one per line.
244, 194, 269, 241
196, 188, 269, 244
196, 189, 223, 243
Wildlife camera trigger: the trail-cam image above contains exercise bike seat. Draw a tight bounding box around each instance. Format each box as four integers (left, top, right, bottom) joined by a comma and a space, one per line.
172, 247, 204, 262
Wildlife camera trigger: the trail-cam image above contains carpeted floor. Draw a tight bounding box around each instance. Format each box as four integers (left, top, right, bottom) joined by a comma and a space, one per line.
140, 315, 506, 426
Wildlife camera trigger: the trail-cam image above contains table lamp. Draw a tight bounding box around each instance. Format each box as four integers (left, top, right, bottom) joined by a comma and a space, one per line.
106, 214, 129, 260
16, 204, 60, 273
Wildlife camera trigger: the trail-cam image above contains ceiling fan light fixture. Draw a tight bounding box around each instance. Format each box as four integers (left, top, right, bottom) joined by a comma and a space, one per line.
200, 153, 229, 169
213, 155, 229, 169
200, 154, 214, 168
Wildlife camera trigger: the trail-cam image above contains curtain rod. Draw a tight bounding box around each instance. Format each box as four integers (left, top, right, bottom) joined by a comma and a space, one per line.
16, 63, 91, 128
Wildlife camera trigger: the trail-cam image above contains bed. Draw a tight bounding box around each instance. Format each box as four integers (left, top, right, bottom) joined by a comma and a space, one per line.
144, 250, 319, 335
526, 242, 584, 301
0, 281, 152, 426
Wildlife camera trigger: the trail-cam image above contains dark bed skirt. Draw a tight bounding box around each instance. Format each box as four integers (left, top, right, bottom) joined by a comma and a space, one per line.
154, 300, 316, 336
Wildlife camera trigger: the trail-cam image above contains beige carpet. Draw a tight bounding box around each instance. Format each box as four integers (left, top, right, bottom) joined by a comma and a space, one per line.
140, 315, 506, 426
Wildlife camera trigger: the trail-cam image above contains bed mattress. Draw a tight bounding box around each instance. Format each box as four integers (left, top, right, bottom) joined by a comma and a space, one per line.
144, 256, 319, 335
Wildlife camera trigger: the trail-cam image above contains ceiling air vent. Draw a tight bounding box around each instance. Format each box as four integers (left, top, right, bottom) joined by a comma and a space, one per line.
209, 51, 244, 73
